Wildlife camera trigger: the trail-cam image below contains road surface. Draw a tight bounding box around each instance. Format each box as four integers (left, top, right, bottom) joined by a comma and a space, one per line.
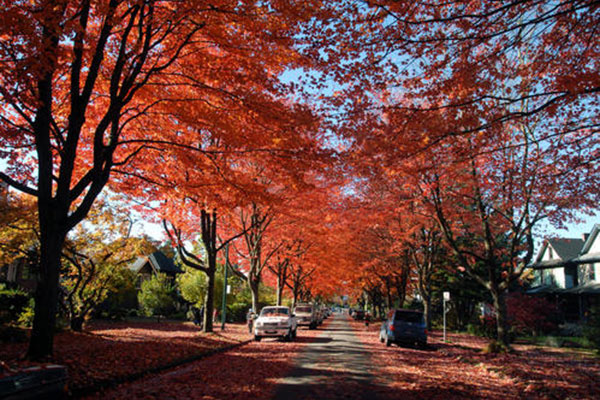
273, 312, 380, 400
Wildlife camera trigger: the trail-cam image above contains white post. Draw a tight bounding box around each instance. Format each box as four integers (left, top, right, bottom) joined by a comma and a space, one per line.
443, 291, 450, 342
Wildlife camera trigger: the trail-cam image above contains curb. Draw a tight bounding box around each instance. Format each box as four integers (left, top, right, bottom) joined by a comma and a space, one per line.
70, 339, 253, 398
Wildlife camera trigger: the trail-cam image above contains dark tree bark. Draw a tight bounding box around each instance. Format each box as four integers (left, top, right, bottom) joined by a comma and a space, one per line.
0, 1, 201, 360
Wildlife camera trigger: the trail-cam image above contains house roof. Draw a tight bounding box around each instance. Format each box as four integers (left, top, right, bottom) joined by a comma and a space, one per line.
580, 224, 600, 255
130, 251, 181, 275
531, 238, 585, 268
525, 285, 565, 295
547, 238, 584, 260
562, 282, 600, 294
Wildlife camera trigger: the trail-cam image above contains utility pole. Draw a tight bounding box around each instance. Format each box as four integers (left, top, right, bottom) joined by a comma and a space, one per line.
221, 244, 230, 330
443, 291, 450, 342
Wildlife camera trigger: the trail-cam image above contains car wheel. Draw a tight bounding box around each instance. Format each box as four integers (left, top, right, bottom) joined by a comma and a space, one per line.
385, 335, 392, 347
254, 335, 261, 342
418, 341, 427, 349
309, 322, 316, 330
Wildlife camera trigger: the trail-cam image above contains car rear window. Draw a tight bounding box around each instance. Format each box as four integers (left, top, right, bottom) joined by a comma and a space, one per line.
394, 311, 424, 323
295, 306, 312, 313
261, 307, 289, 316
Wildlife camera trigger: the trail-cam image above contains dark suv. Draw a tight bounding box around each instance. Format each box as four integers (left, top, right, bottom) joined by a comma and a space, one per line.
379, 309, 427, 348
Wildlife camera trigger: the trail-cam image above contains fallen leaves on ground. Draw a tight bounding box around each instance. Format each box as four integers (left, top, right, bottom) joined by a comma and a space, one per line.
0, 320, 249, 392
349, 319, 600, 399
87, 320, 331, 399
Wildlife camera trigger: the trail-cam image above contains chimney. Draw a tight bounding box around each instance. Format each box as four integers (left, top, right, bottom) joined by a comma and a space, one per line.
583, 233, 590, 242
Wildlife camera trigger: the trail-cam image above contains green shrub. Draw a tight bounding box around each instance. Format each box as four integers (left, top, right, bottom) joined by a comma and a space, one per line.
138, 273, 176, 321
583, 305, 600, 352
17, 298, 35, 327
227, 302, 252, 323
0, 287, 30, 324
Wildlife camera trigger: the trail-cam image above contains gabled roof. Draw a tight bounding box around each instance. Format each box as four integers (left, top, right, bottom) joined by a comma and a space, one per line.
532, 238, 584, 268
130, 251, 181, 275
547, 238, 584, 260
580, 224, 600, 255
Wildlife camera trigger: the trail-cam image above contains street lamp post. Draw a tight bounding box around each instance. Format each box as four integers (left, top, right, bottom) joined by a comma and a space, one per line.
443, 291, 450, 342
221, 244, 230, 330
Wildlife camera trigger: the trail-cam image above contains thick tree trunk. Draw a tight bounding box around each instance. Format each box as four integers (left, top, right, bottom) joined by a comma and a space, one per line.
423, 295, 432, 330
28, 231, 65, 360
492, 289, 509, 347
291, 285, 299, 309
203, 258, 216, 333
276, 280, 284, 306
70, 316, 84, 332
250, 278, 260, 312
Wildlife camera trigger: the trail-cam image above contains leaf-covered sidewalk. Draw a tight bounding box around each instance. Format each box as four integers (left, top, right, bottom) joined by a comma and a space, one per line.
0, 320, 250, 396
350, 319, 600, 399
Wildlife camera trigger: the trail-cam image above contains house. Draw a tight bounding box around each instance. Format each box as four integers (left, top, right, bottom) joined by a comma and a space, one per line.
0, 256, 37, 292
129, 251, 181, 286
528, 224, 600, 321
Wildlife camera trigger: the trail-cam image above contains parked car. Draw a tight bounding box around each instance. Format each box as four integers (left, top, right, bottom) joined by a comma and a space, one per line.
379, 309, 427, 348
352, 309, 365, 320
254, 306, 297, 341
294, 303, 318, 329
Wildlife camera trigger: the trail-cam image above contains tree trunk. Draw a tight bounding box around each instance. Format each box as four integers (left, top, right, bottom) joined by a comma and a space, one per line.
203, 258, 216, 333
250, 278, 260, 313
292, 285, 299, 309
492, 289, 509, 347
27, 230, 65, 360
276, 280, 284, 306
70, 316, 84, 332
423, 295, 432, 330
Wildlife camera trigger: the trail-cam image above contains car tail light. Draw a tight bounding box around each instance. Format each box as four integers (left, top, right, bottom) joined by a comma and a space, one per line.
389, 323, 395, 331
424, 329, 428, 335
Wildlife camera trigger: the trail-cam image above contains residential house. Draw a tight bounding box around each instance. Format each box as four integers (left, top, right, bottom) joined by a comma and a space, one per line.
528, 224, 600, 321
129, 251, 181, 287
0, 256, 37, 292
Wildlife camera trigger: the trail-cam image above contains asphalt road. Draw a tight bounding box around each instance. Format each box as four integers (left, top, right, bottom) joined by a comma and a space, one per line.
272, 312, 381, 400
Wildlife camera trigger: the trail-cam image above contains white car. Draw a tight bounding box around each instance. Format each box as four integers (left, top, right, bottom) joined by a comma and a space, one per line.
294, 303, 318, 329
254, 306, 297, 342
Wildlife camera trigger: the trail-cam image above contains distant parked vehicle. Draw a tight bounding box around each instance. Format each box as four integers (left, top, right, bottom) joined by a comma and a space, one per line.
380, 309, 427, 348
294, 303, 318, 330
254, 306, 297, 342
352, 309, 365, 320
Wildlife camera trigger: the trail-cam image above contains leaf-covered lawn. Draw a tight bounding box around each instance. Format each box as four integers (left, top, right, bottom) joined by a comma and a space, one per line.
87, 321, 331, 399
0, 320, 249, 393
350, 319, 600, 399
